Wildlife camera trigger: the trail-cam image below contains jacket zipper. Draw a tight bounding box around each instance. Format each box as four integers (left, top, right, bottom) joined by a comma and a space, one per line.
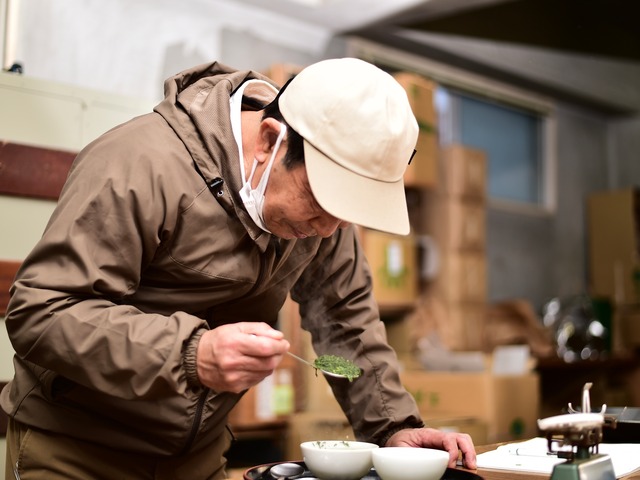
180, 238, 276, 455
180, 387, 209, 455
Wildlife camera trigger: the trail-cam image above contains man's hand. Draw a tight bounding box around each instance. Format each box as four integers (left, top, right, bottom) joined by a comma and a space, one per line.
385, 428, 477, 470
196, 322, 289, 393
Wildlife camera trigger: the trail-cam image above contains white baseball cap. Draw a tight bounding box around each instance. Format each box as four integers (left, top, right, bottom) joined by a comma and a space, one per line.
278, 58, 419, 236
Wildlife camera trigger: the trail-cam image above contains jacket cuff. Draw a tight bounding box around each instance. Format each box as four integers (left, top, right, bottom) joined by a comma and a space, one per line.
183, 327, 208, 388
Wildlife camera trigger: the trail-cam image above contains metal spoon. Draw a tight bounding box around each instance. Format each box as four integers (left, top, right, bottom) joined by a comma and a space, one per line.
270, 462, 304, 480
248, 333, 358, 380
249, 333, 350, 379
286, 351, 355, 379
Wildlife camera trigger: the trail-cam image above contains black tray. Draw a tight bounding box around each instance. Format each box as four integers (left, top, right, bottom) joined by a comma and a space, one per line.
243, 461, 484, 480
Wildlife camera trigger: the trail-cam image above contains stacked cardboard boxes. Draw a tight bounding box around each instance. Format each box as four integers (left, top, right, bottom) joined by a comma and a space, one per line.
354, 72, 440, 312
423, 145, 489, 351
393, 72, 439, 189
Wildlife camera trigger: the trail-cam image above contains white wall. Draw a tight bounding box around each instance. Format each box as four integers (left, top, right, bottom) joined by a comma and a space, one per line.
7, 0, 331, 102
611, 116, 640, 188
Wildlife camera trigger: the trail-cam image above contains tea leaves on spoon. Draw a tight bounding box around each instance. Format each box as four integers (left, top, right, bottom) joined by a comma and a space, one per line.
313, 354, 361, 381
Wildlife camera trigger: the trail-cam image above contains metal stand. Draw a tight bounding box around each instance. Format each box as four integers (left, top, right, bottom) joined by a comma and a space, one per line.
539, 383, 618, 480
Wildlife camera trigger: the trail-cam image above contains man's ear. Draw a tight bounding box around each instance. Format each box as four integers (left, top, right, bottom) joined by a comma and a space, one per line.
255, 118, 285, 163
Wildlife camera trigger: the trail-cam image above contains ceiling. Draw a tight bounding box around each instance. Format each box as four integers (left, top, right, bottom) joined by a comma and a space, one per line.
232, 0, 640, 114
232, 0, 640, 62
362, 0, 640, 63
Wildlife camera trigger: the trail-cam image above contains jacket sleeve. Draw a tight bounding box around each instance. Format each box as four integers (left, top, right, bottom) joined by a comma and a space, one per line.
4, 118, 207, 401
290, 227, 424, 445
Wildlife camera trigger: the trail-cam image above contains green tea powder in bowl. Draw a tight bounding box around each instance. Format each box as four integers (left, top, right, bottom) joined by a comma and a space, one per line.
301, 440, 379, 480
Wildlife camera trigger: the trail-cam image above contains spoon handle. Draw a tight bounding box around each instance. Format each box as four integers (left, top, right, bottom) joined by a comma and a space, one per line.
286, 351, 351, 379
286, 351, 317, 369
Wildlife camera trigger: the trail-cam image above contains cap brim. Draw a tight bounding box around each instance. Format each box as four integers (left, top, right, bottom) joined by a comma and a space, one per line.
304, 141, 410, 236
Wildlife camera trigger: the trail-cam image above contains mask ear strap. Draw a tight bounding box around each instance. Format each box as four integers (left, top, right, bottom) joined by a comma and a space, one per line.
245, 157, 260, 184
256, 124, 287, 190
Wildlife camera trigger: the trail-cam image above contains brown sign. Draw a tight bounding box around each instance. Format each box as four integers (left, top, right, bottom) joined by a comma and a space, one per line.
0, 141, 76, 200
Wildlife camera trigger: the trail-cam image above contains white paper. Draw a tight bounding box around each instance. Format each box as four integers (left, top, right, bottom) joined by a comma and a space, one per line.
476, 437, 640, 478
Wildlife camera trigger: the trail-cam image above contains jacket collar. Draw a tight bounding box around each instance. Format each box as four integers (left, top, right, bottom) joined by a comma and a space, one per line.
154, 62, 279, 252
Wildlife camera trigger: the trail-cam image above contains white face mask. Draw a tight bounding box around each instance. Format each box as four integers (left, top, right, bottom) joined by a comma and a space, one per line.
238, 123, 287, 233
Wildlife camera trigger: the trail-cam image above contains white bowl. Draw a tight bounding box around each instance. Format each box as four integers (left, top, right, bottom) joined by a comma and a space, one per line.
372, 447, 449, 480
300, 440, 379, 480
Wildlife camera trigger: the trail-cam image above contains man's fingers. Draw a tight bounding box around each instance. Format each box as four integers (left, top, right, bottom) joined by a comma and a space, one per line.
237, 324, 289, 356
238, 322, 285, 340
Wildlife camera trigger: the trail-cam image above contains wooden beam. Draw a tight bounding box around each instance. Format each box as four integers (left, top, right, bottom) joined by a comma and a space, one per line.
0, 141, 76, 200
0, 259, 21, 316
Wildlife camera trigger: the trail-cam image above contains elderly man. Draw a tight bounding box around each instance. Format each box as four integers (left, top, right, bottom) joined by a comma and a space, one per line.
2, 58, 476, 479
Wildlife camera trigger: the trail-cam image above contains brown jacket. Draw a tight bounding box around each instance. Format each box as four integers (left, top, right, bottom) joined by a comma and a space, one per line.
1, 62, 422, 456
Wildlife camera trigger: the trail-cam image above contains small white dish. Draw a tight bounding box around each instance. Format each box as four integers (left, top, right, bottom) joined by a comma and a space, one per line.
372, 447, 449, 480
300, 440, 379, 480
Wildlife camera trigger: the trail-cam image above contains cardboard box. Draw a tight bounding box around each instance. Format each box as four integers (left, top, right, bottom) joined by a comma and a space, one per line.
360, 228, 418, 308
384, 301, 486, 357
438, 301, 487, 352
423, 415, 488, 446
587, 188, 640, 305
424, 193, 487, 252
383, 315, 415, 358
440, 302, 488, 351
393, 72, 436, 122
393, 72, 438, 188
430, 252, 487, 303
394, 295, 488, 352
440, 145, 487, 199
401, 370, 540, 443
